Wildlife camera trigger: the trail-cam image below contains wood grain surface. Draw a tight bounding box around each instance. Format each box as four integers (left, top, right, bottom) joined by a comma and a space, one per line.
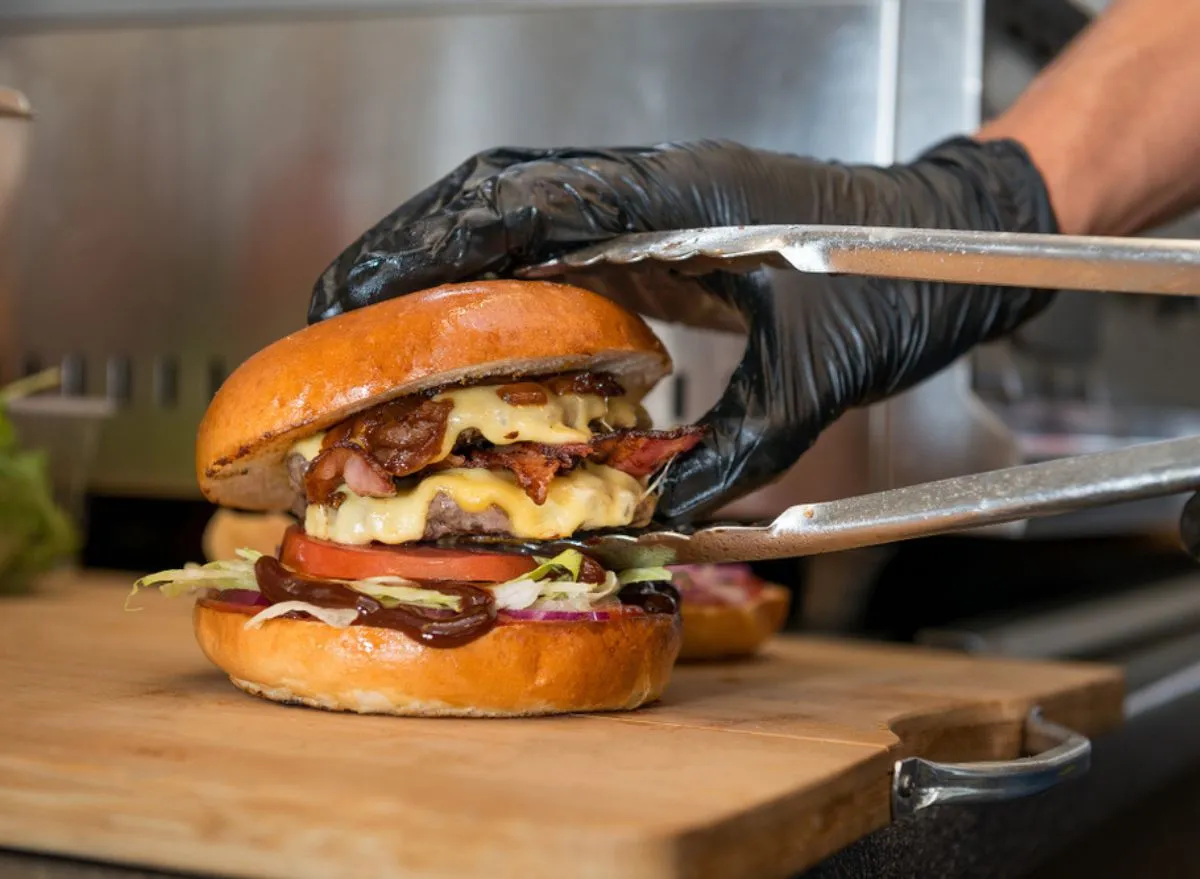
0, 571, 1124, 879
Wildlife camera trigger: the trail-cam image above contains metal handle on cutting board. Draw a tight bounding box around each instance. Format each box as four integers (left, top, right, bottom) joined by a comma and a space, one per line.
892, 708, 1091, 818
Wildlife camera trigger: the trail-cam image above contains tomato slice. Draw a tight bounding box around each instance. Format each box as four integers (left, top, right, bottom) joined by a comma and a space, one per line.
279, 526, 538, 583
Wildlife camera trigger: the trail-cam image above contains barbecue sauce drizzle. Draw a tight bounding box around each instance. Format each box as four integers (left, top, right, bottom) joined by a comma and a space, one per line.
254, 556, 497, 648
250, 554, 678, 646
616, 581, 681, 616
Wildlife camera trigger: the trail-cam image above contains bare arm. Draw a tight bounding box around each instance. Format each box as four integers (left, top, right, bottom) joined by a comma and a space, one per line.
978, 0, 1200, 237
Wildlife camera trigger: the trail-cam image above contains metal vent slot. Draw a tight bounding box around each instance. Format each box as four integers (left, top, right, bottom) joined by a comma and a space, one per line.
106, 356, 132, 406
60, 354, 85, 396
207, 357, 226, 400
153, 356, 179, 408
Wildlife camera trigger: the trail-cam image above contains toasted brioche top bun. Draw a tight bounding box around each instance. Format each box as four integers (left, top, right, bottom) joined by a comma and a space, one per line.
194, 600, 681, 717
196, 281, 672, 511
677, 585, 790, 662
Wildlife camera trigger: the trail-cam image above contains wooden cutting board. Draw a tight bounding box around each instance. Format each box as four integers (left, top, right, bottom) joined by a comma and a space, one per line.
0, 571, 1123, 879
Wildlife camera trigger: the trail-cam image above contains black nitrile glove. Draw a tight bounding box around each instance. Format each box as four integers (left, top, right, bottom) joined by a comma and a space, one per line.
309, 138, 1059, 522
1179, 496, 1200, 560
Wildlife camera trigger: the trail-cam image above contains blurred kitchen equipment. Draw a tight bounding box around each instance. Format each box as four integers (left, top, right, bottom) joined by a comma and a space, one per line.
0, 86, 31, 219
0, 85, 31, 382
0, 368, 111, 593
5, 394, 115, 534
0, 0, 983, 514
0, 84, 111, 567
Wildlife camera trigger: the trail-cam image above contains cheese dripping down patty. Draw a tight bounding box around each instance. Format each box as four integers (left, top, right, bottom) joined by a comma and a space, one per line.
290, 381, 653, 543
305, 464, 646, 544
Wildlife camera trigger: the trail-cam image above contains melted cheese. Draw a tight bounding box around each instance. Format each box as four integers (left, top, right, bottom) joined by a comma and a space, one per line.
304, 463, 644, 545
290, 433, 325, 461
290, 382, 642, 463
432, 385, 638, 454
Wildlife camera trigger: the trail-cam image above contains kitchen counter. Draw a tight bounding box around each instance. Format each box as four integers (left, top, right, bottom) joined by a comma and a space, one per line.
7, 571, 1192, 879
8, 690, 1198, 879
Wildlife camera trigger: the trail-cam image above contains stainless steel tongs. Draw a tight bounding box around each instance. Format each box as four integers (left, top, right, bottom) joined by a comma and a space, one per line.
502, 226, 1200, 568
519, 225, 1200, 295
497, 437, 1200, 569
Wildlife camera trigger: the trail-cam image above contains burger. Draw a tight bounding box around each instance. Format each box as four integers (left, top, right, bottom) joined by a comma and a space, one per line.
130, 280, 704, 717
671, 565, 791, 661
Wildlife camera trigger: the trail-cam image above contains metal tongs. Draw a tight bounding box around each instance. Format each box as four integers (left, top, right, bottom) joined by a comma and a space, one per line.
520, 225, 1200, 296
505, 226, 1200, 568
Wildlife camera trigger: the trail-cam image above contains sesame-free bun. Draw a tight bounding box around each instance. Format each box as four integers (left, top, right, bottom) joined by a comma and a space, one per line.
194, 600, 681, 717
196, 281, 672, 511
678, 585, 791, 661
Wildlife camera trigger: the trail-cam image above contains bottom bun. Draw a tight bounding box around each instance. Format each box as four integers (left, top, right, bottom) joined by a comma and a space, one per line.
193, 601, 681, 717
678, 585, 791, 661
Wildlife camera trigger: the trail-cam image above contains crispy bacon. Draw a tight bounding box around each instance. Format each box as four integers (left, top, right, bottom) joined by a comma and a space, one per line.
304, 447, 397, 506
438, 443, 592, 504
588, 429, 705, 478
440, 427, 705, 505
304, 396, 453, 505
544, 372, 625, 398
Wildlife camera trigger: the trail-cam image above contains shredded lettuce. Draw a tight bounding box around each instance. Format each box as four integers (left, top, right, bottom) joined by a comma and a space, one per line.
352, 577, 463, 611
126, 548, 262, 608
490, 549, 672, 611
490, 578, 541, 610
617, 566, 673, 586
245, 601, 358, 630
488, 570, 621, 611
491, 549, 618, 611
129, 545, 680, 617
521, 549, 585, 583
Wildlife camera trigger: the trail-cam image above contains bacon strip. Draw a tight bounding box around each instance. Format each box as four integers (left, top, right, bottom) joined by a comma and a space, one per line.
588, 429, 706, 478
437, 443, 592, 504
443, 428, 705, 505
544, 372, 625, 398
304, 396, 453, 505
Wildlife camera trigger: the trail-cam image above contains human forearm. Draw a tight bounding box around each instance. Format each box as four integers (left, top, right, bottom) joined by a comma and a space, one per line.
978, 0, 1200, 237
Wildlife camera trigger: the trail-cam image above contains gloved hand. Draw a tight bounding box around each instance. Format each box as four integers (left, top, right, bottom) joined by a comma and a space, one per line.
309, 138, 1059, 522
1179, 496, 1200, 560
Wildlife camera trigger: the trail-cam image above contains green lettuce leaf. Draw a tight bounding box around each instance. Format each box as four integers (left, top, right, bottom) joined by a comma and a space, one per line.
617, 566, 673, 586
0, 371, 79, 593
521, 549, 585, 583
350, 578, 463, 611
126, 548, 263, 607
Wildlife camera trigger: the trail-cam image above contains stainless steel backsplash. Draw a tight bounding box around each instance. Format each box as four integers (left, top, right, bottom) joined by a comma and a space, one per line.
0, 1, 983, 501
